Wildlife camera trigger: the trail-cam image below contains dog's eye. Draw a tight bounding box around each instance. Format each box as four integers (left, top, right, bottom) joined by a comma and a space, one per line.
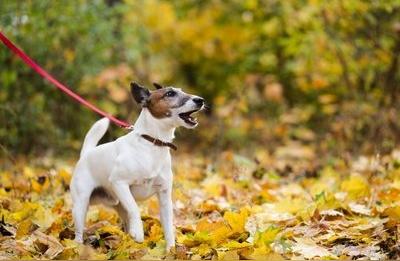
165, 90, 177, 97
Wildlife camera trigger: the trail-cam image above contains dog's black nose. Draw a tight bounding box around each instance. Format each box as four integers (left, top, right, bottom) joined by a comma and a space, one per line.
193, 97, 204, 106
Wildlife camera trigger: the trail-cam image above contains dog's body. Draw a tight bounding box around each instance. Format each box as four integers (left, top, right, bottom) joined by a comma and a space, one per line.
71, 83, 204, 250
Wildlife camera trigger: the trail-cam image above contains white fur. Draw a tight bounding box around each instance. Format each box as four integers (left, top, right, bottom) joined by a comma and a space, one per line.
70, 93, 203, 251
80, 118, 110, 158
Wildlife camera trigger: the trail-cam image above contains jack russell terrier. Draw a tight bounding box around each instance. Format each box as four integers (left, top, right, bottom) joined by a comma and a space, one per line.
70, 82, 205, 250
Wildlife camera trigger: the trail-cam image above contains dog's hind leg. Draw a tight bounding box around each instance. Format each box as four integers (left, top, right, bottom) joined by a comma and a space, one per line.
70, 172, 96, 243
72, 195, 90, 243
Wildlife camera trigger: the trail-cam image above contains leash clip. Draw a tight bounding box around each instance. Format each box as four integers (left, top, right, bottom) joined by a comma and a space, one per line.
124, 125, 134, 130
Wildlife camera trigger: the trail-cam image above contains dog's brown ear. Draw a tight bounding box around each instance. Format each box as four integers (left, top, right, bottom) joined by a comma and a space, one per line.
131, 82, 150, 106
153, 82, 163, 89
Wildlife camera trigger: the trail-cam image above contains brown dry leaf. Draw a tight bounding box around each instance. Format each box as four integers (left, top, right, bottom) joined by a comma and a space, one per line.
348, 202, 372, 216
292, 238, 336, 259
33, 230, 64, 259
341, 245, 385, 260
320, 209, 344, 217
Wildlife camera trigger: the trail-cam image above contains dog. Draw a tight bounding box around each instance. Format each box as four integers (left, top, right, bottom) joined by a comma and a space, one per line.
70, 82, 204, 250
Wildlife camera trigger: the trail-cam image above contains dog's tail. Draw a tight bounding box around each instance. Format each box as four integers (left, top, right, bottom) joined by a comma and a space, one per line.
80, 117, 110, 158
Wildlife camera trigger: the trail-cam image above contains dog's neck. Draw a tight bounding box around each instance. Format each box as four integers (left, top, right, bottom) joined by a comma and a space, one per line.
131, 108, 175, 142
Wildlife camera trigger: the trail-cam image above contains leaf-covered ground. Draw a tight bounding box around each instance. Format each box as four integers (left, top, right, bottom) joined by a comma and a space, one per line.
1, 148, 400, 260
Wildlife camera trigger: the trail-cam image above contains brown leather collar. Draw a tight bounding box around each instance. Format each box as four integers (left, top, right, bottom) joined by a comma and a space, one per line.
140, 134, 177, 151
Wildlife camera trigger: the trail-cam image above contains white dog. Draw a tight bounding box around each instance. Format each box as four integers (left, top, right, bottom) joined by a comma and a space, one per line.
70, 82, 204, 250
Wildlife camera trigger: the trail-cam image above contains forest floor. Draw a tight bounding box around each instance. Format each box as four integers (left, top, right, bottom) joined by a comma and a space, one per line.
1, 146, 400, 260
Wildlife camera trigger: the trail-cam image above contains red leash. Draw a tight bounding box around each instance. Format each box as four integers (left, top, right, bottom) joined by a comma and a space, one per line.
0, 31, 132, 129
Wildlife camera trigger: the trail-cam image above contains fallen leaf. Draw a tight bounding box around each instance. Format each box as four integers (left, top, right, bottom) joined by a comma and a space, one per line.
33, 230, 64, 259
292, 238, 336, 259
348, 202, 371, 216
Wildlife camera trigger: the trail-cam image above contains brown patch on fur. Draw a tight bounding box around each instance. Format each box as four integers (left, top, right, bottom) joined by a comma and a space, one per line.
147, 89, 173, 118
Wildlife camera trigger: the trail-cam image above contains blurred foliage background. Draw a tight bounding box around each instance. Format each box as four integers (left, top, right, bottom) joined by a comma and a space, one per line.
1, 0, 399, 158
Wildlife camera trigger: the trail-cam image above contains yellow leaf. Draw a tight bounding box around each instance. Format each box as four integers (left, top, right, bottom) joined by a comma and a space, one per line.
254, 226, 280, 248
98, 206, 118, 225
193, 243, 215, 258
383, 206, 400, 227
217, 249, 239, 260
16, 219, 34, 239
180, 231, 211, 247
9, 202, 38, 223
31, 176, 50, 193
0, 171, 12, 188
196, 219, 225, 233
32, 204, 55, 229
0, 188, 8, 196
23, 166, 35, 178
220, 241, 251, 250
148, 222, 163, 242
224, 208, 250, 234
276, 198, 309, 215
58, 168, 72, 184
145, 240, 167, 259
58, 239, 79, 260
97, 224, 124, 236
340, 174, 370, 199
202, 175, 225, 197
251, 245, 271, 258
210, 225, 232, 245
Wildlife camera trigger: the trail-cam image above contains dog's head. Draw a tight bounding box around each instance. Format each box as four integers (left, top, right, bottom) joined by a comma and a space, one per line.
130, 82, 205, 129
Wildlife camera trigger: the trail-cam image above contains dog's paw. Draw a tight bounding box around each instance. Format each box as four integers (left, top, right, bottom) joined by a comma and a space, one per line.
166, 243, 176, 252
74, 235, 84, 244
131, 231, 144, 243
129, 225, 144, 243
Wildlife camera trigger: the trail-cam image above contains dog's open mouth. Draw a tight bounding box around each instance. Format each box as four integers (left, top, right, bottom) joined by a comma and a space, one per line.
179, 110, 199, 126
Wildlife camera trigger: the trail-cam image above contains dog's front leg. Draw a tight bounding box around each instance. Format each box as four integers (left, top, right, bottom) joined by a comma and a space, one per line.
157, 187, 175, 250
111, 181, 144, 242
